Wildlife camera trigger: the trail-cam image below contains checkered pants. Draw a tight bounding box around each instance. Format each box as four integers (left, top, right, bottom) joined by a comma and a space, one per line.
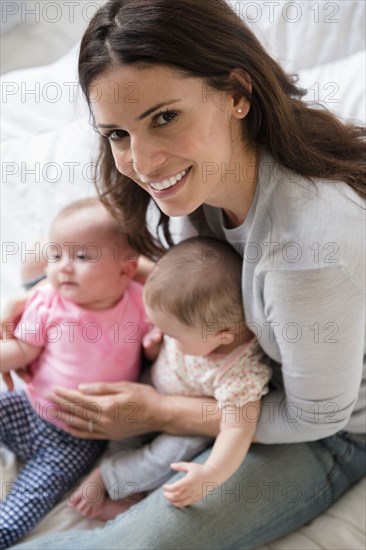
0, 391, 106, 549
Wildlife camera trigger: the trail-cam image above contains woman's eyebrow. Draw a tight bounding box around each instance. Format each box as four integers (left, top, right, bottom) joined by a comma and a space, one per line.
97, 123, 118, 129
135, 99, 181, 120
97, 99, 182, 128
136, 99, 182, 120
136, 100, 180, 121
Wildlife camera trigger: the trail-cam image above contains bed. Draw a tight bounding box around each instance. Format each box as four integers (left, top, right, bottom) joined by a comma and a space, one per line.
1, 1, 365, 548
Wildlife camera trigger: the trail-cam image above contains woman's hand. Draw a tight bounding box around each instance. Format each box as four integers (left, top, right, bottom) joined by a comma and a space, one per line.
47, 381, 163, 440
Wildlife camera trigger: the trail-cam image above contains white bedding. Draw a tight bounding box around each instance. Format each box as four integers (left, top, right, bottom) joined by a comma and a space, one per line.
1, 1, 365, 548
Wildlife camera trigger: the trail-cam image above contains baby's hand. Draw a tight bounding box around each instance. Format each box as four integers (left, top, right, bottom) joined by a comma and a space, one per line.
163, 462, 218, 507
1, 368, 32, 391
142, 326, 163, 361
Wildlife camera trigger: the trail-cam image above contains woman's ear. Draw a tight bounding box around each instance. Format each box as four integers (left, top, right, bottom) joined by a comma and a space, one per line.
228, 68, 252, 116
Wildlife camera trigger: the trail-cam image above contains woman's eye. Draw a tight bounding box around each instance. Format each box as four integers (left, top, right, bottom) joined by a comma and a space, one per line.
105, 129, 129, 142
76, 253, 87, 261
153, 110, 179, 127
102, 109, 179, 141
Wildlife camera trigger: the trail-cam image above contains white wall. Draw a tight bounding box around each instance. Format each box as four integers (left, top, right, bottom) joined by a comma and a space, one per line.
1, 1, 107, 74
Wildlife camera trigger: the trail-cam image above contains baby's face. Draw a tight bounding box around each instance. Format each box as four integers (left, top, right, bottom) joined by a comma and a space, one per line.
145, 304, 225, 356
46, 207, 137, 310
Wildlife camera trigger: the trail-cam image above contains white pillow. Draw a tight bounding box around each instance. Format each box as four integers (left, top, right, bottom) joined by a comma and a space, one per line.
298, 50, 366, 124
0, 117, 98, 302
245, 0, 365, 71
1, 44, 85, 141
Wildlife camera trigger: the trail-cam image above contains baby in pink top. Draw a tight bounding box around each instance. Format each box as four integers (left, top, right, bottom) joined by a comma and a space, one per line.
0, 198, 149, 547
70, 237, 272, 522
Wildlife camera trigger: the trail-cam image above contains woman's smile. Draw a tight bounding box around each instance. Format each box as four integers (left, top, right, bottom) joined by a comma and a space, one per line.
146, 166, 192, 198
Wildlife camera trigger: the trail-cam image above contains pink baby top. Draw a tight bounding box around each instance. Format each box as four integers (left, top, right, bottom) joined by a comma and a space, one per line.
152, 335, 272, 407
14, 283, 149, 428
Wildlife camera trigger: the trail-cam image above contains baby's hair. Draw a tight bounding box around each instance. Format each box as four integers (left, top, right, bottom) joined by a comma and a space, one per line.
54, 197, 118, 231
52, 197, 134, 254
55, 197, 102, 218
144, 237, 245, 330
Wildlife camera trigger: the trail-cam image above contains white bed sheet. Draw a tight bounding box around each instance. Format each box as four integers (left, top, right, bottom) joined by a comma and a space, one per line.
1, 1, 365, 548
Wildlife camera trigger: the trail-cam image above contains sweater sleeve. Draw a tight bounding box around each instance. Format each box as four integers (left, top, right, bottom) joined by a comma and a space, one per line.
255, 265, 365, 443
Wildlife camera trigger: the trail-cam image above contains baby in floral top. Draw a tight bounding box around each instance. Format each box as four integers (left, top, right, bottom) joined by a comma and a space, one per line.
72, 236, 272, 518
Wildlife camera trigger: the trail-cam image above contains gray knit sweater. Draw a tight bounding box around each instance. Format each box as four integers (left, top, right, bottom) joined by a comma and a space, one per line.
171, 151, 365, 443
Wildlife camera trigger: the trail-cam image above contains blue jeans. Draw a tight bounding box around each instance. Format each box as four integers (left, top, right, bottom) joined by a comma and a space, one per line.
13, 431, 366, 550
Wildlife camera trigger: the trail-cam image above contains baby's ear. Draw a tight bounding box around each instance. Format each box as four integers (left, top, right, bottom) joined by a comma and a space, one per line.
120, 260, 138, 279
217, 330, 236, 346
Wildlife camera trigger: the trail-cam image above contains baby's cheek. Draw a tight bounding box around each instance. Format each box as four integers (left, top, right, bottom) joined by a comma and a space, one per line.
46, 266, 56, 281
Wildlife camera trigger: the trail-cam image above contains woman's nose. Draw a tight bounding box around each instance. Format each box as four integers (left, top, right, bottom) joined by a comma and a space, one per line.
116, 136, 168, 179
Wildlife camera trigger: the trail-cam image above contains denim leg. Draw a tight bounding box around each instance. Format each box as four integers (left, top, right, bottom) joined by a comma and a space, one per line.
13, 432, 366, 550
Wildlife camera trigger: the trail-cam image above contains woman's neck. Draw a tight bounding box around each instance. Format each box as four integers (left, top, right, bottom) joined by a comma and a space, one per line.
206, 146, 259, 229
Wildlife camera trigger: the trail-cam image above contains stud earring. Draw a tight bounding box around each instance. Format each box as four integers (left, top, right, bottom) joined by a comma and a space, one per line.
237, 108, 243, 114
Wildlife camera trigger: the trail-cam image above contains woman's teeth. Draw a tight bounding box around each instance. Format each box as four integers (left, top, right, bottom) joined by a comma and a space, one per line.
150, 168, 189, 191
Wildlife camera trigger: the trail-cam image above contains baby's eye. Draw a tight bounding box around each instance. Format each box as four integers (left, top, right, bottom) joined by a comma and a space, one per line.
48, 250, 61, 261
153, 109, 179, 127
76, 253, 88, 261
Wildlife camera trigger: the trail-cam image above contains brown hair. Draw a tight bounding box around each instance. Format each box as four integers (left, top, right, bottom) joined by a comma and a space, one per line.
144, 237, 245, 330
78, 0, 365, 259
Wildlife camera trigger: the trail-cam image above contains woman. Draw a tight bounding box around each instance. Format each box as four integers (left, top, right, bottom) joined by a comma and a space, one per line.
9, 0, 366, 548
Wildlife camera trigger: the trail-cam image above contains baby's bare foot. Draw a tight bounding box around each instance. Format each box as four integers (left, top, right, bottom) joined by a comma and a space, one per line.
69, 468, 106, 518
95, 492, 146, 522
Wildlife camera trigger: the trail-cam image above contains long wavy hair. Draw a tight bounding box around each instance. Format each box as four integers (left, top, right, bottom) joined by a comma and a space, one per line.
78, 0, 365, 259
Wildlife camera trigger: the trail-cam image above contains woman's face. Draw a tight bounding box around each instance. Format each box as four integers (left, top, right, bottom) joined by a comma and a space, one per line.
91, 64, 251, 217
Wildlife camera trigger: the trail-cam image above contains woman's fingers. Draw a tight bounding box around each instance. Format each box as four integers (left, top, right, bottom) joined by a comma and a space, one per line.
63, 424, 106, 440
77, 382, 128, 395
48, 385, 135, 439
47, 389, 105, 439
45, 382, 161, 440
48, 388, 101, 427
51, 386, 95, 407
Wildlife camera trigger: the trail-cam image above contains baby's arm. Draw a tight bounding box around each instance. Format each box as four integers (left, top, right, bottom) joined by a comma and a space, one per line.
0, 338, 41, 375
163, 400, 259, 507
